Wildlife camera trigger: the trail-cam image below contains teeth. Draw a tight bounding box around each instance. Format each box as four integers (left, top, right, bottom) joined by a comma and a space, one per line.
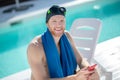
55, 29, 61, 31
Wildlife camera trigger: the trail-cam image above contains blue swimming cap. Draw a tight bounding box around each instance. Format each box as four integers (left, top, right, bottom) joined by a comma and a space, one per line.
46, 5, 66, 23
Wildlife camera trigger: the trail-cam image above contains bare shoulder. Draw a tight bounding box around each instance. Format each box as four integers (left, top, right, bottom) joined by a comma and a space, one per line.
27, 35, 45, 63
64, 31, 76, 51
64, 30, 70, 35
27, 35, 43, 54
64, 31, 74, 44
27, 35, 49, 80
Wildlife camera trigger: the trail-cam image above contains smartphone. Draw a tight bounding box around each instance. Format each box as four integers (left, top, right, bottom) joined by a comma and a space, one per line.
88, 64, 97, 71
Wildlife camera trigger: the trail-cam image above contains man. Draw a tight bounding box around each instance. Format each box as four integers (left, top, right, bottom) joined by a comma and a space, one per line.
27, 5, 100, 80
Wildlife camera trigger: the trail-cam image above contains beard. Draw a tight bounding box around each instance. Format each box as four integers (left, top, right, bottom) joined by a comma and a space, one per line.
51, 28, 65, 37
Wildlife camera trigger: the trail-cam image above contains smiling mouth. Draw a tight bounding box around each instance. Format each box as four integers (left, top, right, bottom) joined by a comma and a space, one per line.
56, 30, 61, 31
55, 29, 62, 31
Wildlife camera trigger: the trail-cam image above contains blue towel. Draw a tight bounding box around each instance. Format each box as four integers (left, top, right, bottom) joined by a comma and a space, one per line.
41, 29, 77, 78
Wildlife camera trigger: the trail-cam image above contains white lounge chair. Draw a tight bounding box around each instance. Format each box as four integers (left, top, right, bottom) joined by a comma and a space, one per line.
70, 18, 101, 63
70, 18, 120, 80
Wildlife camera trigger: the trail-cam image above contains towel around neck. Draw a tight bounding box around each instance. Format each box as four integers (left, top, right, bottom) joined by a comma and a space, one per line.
41, 29, 77, 78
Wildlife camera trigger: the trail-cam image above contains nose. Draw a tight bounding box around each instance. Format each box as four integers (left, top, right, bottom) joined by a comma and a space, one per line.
57, 22, 62, 27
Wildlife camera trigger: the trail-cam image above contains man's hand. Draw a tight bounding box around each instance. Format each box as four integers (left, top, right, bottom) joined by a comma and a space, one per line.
75, 67, 95, 80
87, 68, 100, 80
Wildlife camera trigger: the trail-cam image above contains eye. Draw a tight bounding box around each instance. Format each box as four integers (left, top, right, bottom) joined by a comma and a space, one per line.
60, 20, 64, 22
52, 20, 56, 22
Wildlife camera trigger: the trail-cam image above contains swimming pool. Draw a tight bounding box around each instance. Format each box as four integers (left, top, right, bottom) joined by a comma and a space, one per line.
0, 0, 120, 78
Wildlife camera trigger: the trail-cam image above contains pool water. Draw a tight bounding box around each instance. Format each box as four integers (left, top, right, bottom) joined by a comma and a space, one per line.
0, 0, 120, 78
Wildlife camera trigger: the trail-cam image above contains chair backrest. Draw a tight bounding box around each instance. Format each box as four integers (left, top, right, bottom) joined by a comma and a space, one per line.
70, 18, 101, 63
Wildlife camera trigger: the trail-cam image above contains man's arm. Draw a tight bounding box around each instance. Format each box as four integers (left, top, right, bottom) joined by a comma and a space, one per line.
65, 32, 100, 80
27, 42, 49, 80
65, 31, 90, 68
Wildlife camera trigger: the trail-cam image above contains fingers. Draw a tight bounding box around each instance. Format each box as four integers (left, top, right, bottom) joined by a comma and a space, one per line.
85, 71, 95, 75
81, 67, 95, 73
81, 66, 88, 71
77, 70, 94, 76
